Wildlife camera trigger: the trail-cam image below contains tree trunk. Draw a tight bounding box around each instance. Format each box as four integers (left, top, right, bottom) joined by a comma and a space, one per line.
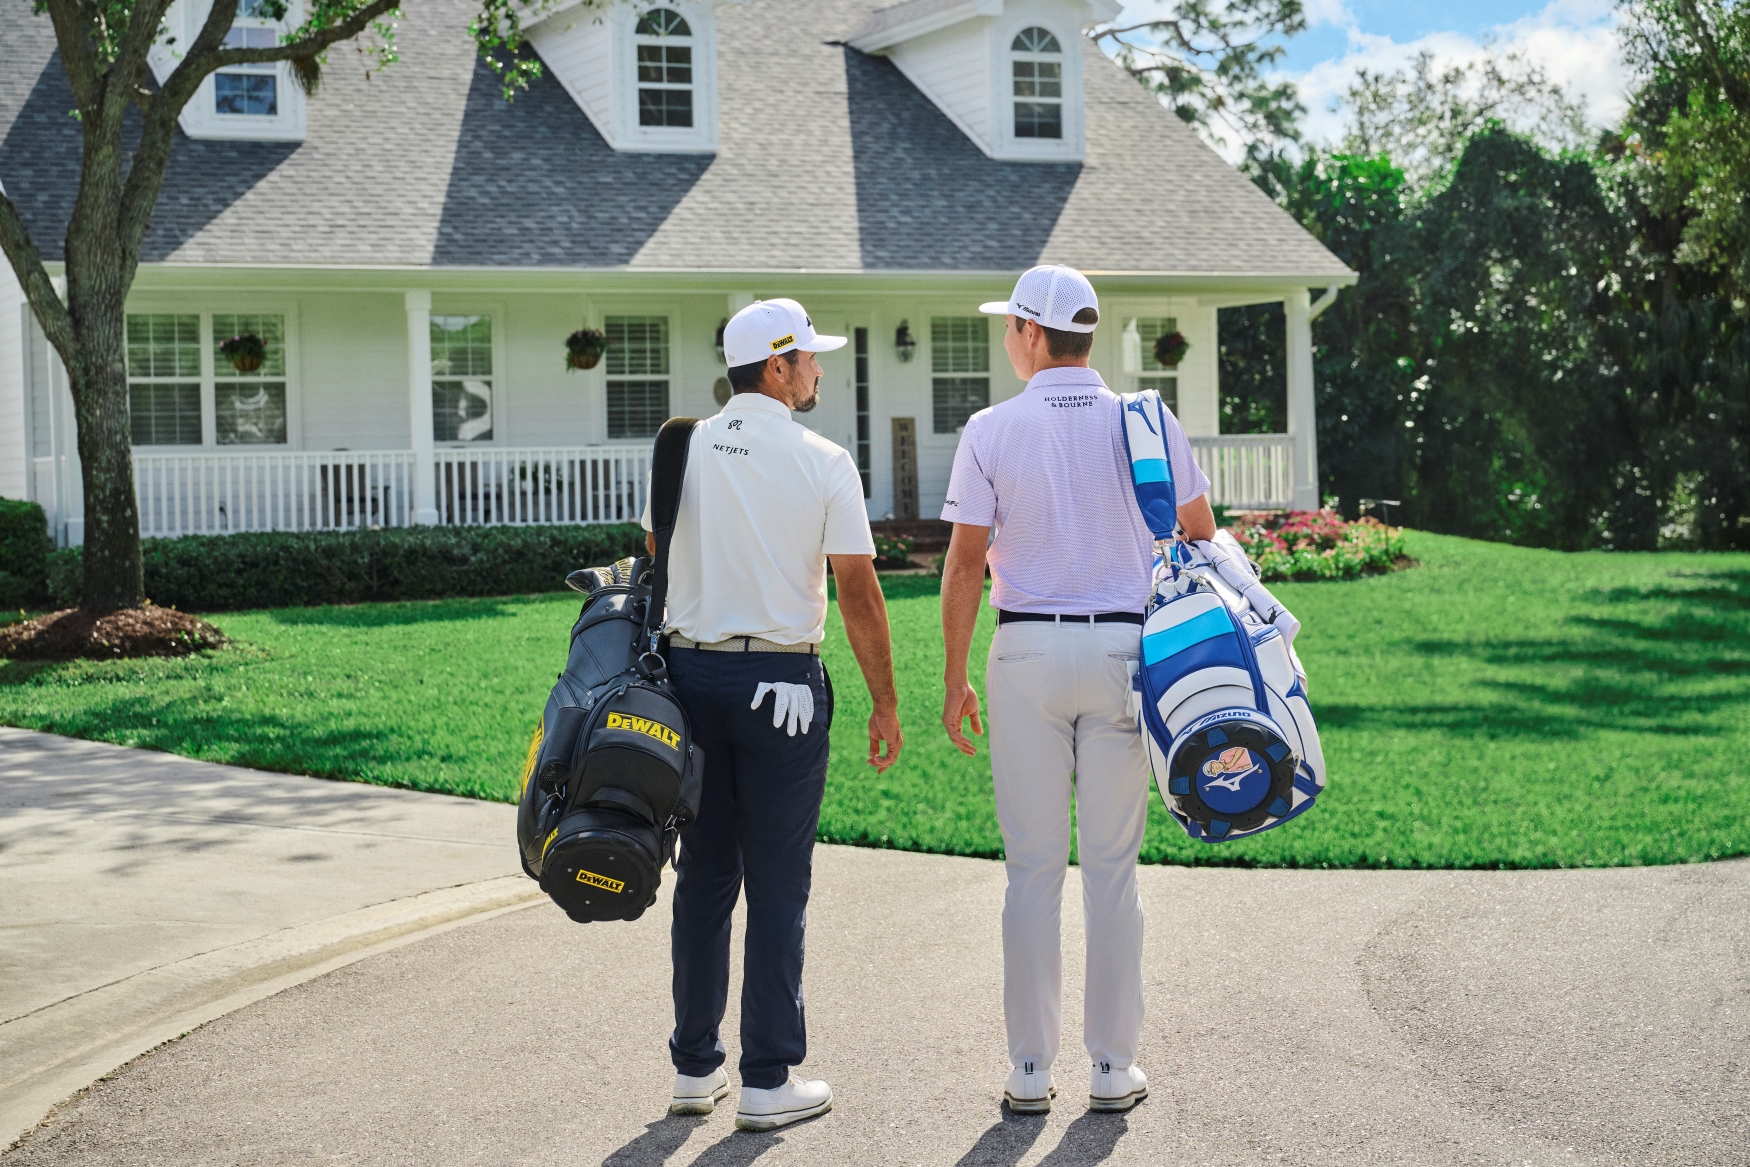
64, 128, 144, 614
68, 342, 144, 614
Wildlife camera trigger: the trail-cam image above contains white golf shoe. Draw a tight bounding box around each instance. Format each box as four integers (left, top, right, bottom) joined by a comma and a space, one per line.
1004, 1062, 1056, 1114
734, 1075, 833, 1131
669, 1067, 731, 1115
1088, 1061, 1148, 1112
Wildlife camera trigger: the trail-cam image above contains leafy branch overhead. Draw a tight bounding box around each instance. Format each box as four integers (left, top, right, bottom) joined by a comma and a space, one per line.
1089, 0, 1307, 166
1339, 50, 1591, 189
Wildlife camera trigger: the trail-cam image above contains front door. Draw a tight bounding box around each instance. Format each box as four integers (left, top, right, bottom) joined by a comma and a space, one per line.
796, 312, 873, 514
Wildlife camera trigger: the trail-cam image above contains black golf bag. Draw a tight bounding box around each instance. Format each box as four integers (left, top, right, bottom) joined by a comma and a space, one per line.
515, 418, 703, 922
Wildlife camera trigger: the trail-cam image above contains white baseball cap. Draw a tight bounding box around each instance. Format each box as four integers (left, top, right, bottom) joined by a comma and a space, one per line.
722, 298, 847, 367
979, 264, 1100, 333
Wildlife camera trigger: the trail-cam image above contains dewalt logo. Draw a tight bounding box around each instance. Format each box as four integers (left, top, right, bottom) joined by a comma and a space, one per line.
605, 711, 681, 750
519, 719, 544, 798
770, 334, 795, 351
576, 868, 626, 894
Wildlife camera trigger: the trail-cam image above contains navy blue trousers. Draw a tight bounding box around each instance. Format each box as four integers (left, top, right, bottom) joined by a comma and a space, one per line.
667, 647, 832, 1090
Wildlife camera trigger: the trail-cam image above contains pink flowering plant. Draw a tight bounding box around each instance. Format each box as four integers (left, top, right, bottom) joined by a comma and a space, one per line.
1223, 509, 1405, 581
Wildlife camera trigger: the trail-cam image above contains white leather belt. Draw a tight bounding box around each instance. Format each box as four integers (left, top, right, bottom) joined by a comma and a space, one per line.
668, 634, 818, 655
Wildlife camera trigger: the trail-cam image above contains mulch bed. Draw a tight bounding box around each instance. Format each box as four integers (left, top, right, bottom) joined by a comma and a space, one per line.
0, 606, 229, 662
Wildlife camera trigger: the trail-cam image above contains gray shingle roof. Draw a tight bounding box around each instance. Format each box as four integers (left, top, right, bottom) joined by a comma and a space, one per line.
0, 0, 1351, 277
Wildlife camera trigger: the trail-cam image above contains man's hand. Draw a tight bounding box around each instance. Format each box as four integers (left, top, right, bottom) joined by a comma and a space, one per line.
830, 553, 903, 772
942, 680, 983, 757
868, 702, 903, 771
940, 523, 991, 756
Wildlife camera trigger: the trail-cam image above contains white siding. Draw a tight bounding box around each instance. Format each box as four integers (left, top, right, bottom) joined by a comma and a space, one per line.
298, 293, 410, 451
526, 11, 616, 142
0, 261, 25, 498
889, 21, 993, 147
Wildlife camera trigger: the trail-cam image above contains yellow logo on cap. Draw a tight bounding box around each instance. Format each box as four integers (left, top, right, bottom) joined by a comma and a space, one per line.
605, 711, 681, 750
770, 334, 795, 351
576, 868, 626, 894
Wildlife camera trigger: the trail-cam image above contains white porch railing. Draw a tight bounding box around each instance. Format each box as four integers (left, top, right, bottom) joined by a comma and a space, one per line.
1190, 434, 1295, 510
431, 446, 649, 526
133, 445, 650, 538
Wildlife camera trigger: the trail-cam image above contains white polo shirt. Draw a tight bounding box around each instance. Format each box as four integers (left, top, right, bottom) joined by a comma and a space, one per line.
641, 392, 876, 645
941, 365, 1209, 613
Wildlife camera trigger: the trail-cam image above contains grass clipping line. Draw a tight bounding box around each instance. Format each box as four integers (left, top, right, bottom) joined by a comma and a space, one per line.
0, 606, 229, 661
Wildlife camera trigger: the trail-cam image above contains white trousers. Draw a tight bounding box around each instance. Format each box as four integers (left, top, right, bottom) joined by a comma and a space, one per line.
986, 620, 1149, 1074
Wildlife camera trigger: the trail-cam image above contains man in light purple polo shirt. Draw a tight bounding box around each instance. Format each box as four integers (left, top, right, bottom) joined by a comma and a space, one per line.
939, 264, 1214, 1115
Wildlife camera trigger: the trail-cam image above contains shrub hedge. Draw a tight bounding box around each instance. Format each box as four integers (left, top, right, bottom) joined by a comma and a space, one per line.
46, 523, 647, 612
0, 498, 52, 608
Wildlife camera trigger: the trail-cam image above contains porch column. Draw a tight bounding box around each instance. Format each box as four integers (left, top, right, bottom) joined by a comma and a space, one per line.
405, 290, 439, 525
1284, 288, 1319, 511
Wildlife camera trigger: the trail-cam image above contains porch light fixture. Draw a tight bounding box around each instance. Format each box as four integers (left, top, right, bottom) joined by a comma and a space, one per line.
565, 328, 608, 372
894, 320, 917, 363
219, 332, 265, 373
714, 318, 728, 364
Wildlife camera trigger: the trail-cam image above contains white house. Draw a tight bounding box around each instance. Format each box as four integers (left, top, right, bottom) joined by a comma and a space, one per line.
0, 0, 1353, 547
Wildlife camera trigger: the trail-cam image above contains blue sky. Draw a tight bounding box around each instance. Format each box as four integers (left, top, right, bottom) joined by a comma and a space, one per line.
1113, 0, 1631, 149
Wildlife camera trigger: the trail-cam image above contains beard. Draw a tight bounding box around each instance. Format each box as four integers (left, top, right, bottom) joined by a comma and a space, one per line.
793, 378, 820, 413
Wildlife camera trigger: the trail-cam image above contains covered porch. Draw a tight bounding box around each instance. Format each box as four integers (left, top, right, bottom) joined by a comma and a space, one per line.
10, 268, 1346, 546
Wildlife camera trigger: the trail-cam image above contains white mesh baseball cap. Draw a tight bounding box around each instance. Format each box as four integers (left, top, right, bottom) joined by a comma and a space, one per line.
979, 264, 1100, 333
722, 298, 847, 367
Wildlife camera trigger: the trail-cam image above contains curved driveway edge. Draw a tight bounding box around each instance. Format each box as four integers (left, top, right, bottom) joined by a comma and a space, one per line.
9, 845, 1749, 1165
0, 728, 535, 1149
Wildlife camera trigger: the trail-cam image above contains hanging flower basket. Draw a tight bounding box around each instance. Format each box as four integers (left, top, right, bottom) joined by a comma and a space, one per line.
1153, 330, 1189, 368
565, 328, 608, 372
219, 333, 265, 373
894, 320, 917, 363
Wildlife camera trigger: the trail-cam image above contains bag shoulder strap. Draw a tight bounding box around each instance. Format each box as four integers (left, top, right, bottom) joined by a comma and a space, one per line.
643, 416, 700, 644
1118, 389, 1179, 541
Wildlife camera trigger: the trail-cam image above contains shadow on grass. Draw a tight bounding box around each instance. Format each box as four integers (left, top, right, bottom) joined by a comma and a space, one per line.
265, 597, 538, 628
3, 687, 513, 801
1589, 568, 1750, 611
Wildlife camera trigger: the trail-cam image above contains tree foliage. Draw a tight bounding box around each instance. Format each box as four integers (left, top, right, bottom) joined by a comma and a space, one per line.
0, 0, 587, 613
1090, 0, 1307, 170
1338, 49, 1591, 189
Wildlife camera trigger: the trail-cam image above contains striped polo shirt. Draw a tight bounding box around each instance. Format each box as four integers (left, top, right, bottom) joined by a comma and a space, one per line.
940, 366, 1209, 614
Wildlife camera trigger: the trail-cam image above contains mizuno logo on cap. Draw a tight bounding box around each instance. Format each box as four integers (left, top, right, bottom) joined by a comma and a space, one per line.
771, 334, 795, 350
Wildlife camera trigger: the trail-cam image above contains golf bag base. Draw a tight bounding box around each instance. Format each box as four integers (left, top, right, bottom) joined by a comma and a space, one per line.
539, 807, 673, 923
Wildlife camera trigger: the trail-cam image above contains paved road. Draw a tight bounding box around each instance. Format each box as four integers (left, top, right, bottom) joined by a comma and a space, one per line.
0, 728, 538, 1146
6, 831, 1746, 1165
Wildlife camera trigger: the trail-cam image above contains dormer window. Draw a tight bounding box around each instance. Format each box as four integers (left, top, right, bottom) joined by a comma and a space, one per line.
1011, 27, 1063, 140
635, 9, 694, 128
216, 1, 280, 116
150, 0, 306, 140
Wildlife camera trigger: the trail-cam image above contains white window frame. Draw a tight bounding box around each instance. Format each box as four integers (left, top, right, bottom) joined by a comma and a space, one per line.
149, 0, 309, 142
428, 304, 507, 447
613, 2, 720, 153
123, 299, 302, 450
603, 313, 675, 441
990, 15, 1083, 161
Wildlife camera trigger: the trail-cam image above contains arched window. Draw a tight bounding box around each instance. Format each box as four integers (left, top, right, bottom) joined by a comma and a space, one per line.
635, 8, 694, 128
1010, 26, 1062, 140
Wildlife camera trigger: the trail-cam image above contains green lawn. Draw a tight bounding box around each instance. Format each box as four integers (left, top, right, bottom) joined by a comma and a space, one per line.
4, 531, 1747, 868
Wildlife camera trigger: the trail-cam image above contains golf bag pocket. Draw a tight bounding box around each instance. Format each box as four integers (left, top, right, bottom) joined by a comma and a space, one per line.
1139, 589, 1325, 843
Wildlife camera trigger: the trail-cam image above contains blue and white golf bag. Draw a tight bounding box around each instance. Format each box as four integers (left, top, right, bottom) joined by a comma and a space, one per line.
1120, 390, 1327, 843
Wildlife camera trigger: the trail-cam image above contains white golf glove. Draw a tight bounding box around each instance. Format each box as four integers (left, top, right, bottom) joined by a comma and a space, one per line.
751, 681, 814, 736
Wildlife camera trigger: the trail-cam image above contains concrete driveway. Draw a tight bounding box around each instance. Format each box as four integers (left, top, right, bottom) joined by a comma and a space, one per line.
0, 728, 539, 1147
3, 736, 1745, 1167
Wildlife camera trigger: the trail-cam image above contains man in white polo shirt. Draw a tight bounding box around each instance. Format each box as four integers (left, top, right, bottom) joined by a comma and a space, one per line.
646, 298, 902, 1132
938, 265, 1215, 1114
